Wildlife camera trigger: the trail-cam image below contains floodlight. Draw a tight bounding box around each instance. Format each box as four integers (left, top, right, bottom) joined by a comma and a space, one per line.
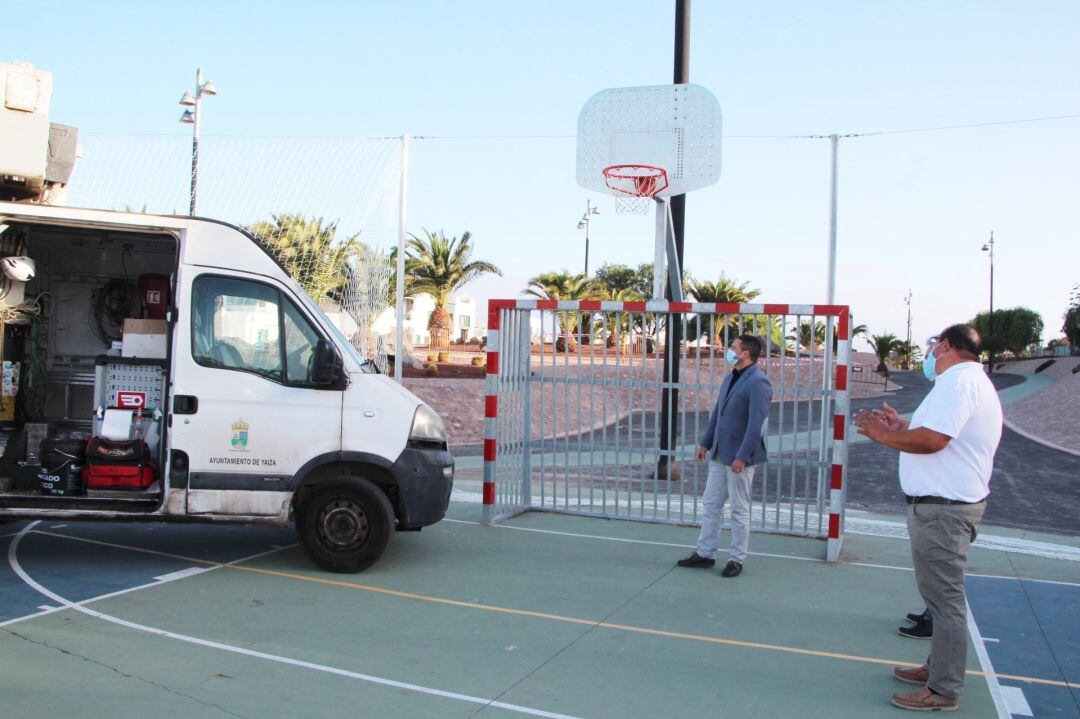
200, 80, 217, 96
179, 92, 196, 106
179, 109, 195, 124
576, 221, 585, 230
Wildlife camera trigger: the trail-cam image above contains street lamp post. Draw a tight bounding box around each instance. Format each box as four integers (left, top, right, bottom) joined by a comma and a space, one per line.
903, 289, 913, 370
981, 231, 995, 373
178, 67, 218, 216
576, 199, 601, 277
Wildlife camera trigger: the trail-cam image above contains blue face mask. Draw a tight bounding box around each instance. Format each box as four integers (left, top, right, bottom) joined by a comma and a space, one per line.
725, 348, 740, 365
922, 345, 939, 382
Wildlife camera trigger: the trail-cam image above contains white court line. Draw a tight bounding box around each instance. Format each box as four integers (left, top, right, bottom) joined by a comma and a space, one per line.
443, 518, 1080, 587
983, 637, 1000, 643
0, 540, 293, 630
999, 685, 1034, 717
6, 523, 582, 719
967, 610, 1011, 719
154, 567, 212, 582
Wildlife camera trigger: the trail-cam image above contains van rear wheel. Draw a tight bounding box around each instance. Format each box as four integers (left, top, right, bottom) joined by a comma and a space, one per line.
297, 476, 394, 573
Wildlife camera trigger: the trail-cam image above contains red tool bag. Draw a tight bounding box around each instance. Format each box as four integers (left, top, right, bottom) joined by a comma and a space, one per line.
83, 437, 156, 489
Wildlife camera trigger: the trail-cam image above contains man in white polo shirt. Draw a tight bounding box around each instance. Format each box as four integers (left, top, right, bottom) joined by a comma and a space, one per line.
854, 324, 1002, 712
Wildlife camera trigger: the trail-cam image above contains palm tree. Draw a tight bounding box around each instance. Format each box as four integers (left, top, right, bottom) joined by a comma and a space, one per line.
895, 340, 923, 369
248, 213, 363, 302
594, 286, 643, 349
525, 271, 592, 352
406, 229, 501, 349
686, 274, 761, 346
789, 320, 827, 351
870, 333, 902, 373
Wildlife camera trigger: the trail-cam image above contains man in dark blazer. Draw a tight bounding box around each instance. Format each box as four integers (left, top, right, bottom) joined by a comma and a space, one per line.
677, 334, 772, 577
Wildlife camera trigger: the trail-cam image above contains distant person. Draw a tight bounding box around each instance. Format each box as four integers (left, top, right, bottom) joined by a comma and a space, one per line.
677, 335, 772, 578
854, 324, 1002, 712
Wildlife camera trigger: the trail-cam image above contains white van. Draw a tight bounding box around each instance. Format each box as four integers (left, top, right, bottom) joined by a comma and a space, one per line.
0, 201, 454, 572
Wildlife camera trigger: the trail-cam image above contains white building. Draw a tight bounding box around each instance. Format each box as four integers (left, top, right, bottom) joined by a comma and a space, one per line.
371, 293, 477, 347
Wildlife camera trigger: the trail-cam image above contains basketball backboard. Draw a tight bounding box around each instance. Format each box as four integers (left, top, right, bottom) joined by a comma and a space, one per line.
576, 83, 722, 199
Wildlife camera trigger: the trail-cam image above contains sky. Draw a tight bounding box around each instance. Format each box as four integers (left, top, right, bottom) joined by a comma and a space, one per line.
5, 0, 1079, 351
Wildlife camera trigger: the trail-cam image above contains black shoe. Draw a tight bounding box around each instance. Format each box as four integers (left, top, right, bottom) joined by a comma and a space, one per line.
905, 609, 930, 624
897, 619, 933, 639
676, 553, 715, 568
720, 560, 743, 578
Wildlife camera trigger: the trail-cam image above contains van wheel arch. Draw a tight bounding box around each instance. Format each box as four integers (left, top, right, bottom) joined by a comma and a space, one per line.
292, 460, 399, 521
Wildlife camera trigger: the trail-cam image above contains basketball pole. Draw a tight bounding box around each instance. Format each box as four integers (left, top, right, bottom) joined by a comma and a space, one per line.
657, 0, 691, 482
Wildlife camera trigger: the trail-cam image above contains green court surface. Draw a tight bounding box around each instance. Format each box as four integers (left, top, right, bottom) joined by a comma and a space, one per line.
1, 504, 1075, 718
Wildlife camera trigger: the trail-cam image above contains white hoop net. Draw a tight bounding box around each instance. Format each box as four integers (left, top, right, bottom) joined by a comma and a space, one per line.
63, 134, 402, 371
604, 165, 667, 215
613, 195, 656, 215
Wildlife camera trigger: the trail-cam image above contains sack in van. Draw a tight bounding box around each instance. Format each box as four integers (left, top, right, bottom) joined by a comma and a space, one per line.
84, 461, 156, 489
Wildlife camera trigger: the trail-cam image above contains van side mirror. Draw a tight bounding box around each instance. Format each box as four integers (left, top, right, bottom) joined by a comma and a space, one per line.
312, 339, 345, 387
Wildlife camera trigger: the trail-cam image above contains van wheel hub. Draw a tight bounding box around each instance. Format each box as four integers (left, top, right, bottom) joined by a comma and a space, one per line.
318, 499, 370, 549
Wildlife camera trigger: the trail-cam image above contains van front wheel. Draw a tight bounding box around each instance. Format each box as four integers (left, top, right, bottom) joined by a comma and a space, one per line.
296, 477, 394, 573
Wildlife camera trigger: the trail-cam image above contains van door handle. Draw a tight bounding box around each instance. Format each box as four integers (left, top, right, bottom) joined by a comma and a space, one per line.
174, 395, 198, 414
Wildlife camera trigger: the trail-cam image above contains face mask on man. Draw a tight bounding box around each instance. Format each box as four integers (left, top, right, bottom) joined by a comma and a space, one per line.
922, 342, 942, 382
725, 347, 742, 366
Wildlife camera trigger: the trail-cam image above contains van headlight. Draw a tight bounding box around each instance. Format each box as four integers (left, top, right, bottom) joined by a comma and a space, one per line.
409, 405, 448, 449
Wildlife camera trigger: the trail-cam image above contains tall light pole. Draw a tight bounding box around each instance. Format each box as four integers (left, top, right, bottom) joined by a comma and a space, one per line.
179, 67, 217, 215
576, 199, 601, 277
904, 289, 913, 370
981, 231, 995, 374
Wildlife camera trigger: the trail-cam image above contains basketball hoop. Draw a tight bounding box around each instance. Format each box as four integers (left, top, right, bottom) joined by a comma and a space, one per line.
603, 164, 668, 215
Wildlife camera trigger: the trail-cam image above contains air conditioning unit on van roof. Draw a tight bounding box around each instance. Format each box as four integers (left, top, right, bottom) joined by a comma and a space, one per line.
1, 61, 53, 197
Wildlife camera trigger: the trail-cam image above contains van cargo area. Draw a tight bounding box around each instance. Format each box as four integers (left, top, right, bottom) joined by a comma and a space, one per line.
0, 219, 176, 513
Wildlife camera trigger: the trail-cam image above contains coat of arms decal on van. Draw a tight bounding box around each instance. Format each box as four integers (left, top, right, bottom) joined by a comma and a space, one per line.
230, 419, 250, 451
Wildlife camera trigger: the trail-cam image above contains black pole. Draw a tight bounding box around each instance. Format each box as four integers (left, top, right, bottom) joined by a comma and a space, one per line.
658, 0, 690, 481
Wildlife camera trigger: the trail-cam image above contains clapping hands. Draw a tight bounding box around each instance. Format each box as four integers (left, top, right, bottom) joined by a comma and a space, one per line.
853, 401, 906, 441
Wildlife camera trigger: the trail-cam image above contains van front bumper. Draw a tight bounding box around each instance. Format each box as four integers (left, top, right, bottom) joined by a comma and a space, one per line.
390, 447, 454, 528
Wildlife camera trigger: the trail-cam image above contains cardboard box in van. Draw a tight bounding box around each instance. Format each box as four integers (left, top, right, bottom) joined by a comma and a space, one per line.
122, 319, 167, 358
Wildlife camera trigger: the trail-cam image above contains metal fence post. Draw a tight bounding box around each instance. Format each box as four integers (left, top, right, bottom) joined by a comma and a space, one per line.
481, 300, 505, 525
827, 307, 852, 562
520, 308, 533, 506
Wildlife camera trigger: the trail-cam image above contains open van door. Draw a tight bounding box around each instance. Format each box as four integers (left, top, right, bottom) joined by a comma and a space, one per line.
169, 267, 345, 518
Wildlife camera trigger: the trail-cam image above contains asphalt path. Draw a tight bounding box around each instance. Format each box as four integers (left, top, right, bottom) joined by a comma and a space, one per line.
844, 370, 1080, 536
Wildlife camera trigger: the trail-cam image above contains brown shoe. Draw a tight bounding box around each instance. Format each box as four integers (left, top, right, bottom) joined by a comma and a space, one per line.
892, 665, 930, 685
890, 687, 958, 712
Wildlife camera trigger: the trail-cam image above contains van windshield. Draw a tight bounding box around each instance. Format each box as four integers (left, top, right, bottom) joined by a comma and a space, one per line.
306, 302, 379, 374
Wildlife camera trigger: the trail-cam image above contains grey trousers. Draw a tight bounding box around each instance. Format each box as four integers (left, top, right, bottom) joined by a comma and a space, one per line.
907, 500, 985, 699
695, 460, 754, 563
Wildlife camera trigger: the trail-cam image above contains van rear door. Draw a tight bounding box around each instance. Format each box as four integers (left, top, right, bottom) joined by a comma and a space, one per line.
170, 268, 344, 517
